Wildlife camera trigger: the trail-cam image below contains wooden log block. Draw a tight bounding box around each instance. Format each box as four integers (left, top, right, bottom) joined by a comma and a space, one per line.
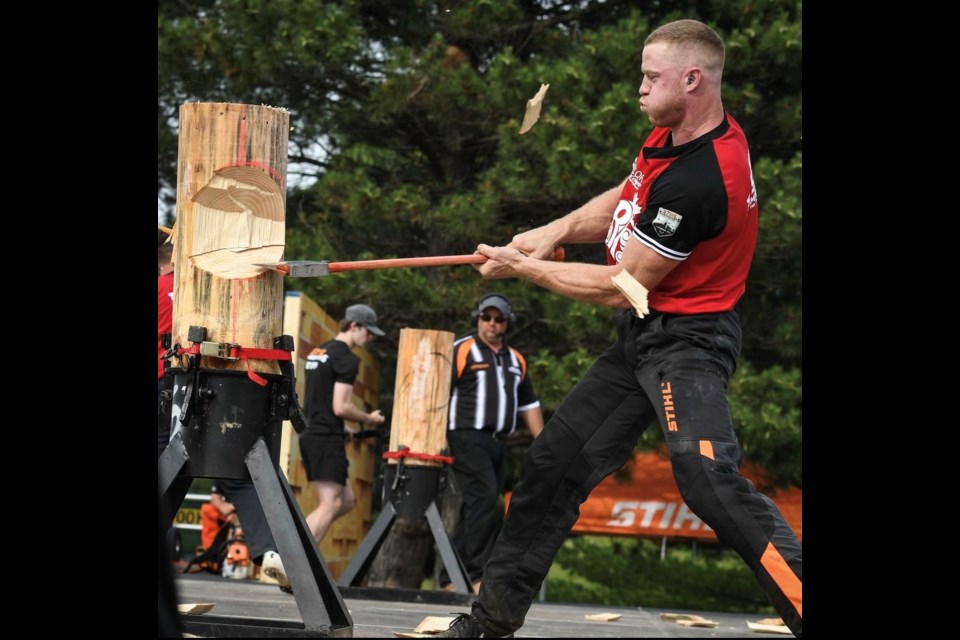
171, 102, 289, 374
388, 329, 454, 466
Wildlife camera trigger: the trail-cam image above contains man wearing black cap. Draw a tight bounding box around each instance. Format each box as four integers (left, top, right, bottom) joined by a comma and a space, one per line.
301, 303, 386, 544
440, 293, 543, 594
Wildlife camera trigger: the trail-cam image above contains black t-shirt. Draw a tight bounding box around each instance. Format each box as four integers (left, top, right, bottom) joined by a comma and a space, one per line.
302, 339, 359, 436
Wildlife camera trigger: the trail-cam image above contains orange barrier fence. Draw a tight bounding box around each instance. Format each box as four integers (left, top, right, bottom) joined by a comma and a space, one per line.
507, 449, 801, 542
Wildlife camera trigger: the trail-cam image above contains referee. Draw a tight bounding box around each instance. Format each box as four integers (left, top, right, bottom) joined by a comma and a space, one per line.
440, 293, 544, 593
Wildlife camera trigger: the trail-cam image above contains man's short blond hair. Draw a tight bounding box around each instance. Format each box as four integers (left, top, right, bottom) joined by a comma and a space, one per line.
645, 19, 725, 76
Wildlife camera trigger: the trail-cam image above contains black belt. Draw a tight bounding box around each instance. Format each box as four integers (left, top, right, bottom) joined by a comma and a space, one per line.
451, 429, 511, 441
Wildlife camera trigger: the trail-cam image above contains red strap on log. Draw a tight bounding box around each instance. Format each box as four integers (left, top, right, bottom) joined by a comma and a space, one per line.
175, 343, 291, 386
382, 446, 454, 466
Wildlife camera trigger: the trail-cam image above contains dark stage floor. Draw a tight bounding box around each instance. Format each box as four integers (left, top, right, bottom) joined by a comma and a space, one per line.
172, 572, 793, 638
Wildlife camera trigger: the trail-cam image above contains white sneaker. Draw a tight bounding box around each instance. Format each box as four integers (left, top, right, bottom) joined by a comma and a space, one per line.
261, 551, 289, 588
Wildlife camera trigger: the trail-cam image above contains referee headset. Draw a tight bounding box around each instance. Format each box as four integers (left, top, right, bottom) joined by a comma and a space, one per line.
471, 293, 516, 335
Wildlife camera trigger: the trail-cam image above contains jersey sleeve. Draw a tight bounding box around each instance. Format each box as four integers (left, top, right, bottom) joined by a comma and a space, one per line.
633, 158, 728, 260
516, 362, 539, 411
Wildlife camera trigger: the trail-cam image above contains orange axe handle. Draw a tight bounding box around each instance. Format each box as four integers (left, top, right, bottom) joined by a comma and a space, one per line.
327, 246, 565, 274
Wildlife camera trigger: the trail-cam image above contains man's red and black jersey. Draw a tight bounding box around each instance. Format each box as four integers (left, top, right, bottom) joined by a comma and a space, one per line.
448, 336, 540, 437
604, 113, 759, 314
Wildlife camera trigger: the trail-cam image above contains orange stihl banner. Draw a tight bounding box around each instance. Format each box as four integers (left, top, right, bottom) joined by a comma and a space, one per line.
507, 450, 801, 542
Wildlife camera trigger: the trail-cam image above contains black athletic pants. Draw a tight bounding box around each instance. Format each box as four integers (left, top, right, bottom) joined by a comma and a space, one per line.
472, 310, 803, 637
219, 479, 278, 563
440, 429, 508, 584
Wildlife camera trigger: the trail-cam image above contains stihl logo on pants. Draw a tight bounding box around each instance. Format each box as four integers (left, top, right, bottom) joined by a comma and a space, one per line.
661, 381, 679, 432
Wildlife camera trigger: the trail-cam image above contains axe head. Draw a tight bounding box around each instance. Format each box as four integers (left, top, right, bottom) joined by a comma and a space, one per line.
255, 261, 330, 277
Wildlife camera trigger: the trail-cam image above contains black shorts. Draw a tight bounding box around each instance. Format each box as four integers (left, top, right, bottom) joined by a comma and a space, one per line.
299, 432, 349, 485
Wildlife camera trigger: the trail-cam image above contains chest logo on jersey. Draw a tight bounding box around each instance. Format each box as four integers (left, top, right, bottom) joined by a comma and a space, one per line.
652, 207, 682, 237
605, 196, 643, 263
306, 348, 329, 367
470, 363, 490, 371
508, 365, 521, 376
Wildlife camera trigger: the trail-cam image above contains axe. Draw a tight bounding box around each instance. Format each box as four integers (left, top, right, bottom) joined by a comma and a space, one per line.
257, 247, 565, 278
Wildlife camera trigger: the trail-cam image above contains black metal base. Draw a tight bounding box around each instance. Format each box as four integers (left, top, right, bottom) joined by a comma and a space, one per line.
337, 585, 474, 607
337, 466, 473, 597
160, 434, 352, 637
179, 614, 351, 638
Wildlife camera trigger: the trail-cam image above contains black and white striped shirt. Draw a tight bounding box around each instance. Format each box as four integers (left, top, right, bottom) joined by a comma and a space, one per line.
448, 335, 540, 437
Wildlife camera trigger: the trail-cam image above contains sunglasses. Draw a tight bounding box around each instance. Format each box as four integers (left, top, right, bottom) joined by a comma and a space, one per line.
480, 314, 507, 324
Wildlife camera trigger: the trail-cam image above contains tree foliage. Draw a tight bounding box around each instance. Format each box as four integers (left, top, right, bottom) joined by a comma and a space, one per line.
159, 0, 801, 485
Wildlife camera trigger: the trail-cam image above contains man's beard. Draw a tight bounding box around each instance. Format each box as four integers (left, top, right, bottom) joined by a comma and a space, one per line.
645, 88, 685, 129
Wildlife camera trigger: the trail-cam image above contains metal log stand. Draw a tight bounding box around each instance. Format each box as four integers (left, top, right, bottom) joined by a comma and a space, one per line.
337, 451, 473, 603
159, 329, 352, 637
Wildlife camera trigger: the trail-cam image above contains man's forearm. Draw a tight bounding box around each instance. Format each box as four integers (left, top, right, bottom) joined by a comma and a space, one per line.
336, 402, 379, 426
521, 407, 545, 439
555, 182, 624, 244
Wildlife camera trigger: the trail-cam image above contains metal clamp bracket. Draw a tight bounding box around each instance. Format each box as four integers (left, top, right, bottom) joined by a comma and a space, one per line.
199, 341, 240, 360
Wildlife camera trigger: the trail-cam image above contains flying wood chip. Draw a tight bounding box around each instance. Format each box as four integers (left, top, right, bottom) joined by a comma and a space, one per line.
519, 83, 550, 134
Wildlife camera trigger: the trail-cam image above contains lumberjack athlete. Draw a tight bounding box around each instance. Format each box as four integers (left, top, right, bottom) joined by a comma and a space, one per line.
436, 19, 802, 638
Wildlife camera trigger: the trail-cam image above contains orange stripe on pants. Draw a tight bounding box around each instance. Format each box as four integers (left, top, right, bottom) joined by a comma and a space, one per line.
760, 541, 802, 618
699, 440, 715, 460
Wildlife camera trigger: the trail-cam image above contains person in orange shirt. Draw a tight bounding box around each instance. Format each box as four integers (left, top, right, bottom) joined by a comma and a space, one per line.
199, 483, 240, 550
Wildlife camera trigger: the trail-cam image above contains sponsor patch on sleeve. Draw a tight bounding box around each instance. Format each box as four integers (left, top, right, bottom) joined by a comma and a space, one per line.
652, 207, 682, 237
